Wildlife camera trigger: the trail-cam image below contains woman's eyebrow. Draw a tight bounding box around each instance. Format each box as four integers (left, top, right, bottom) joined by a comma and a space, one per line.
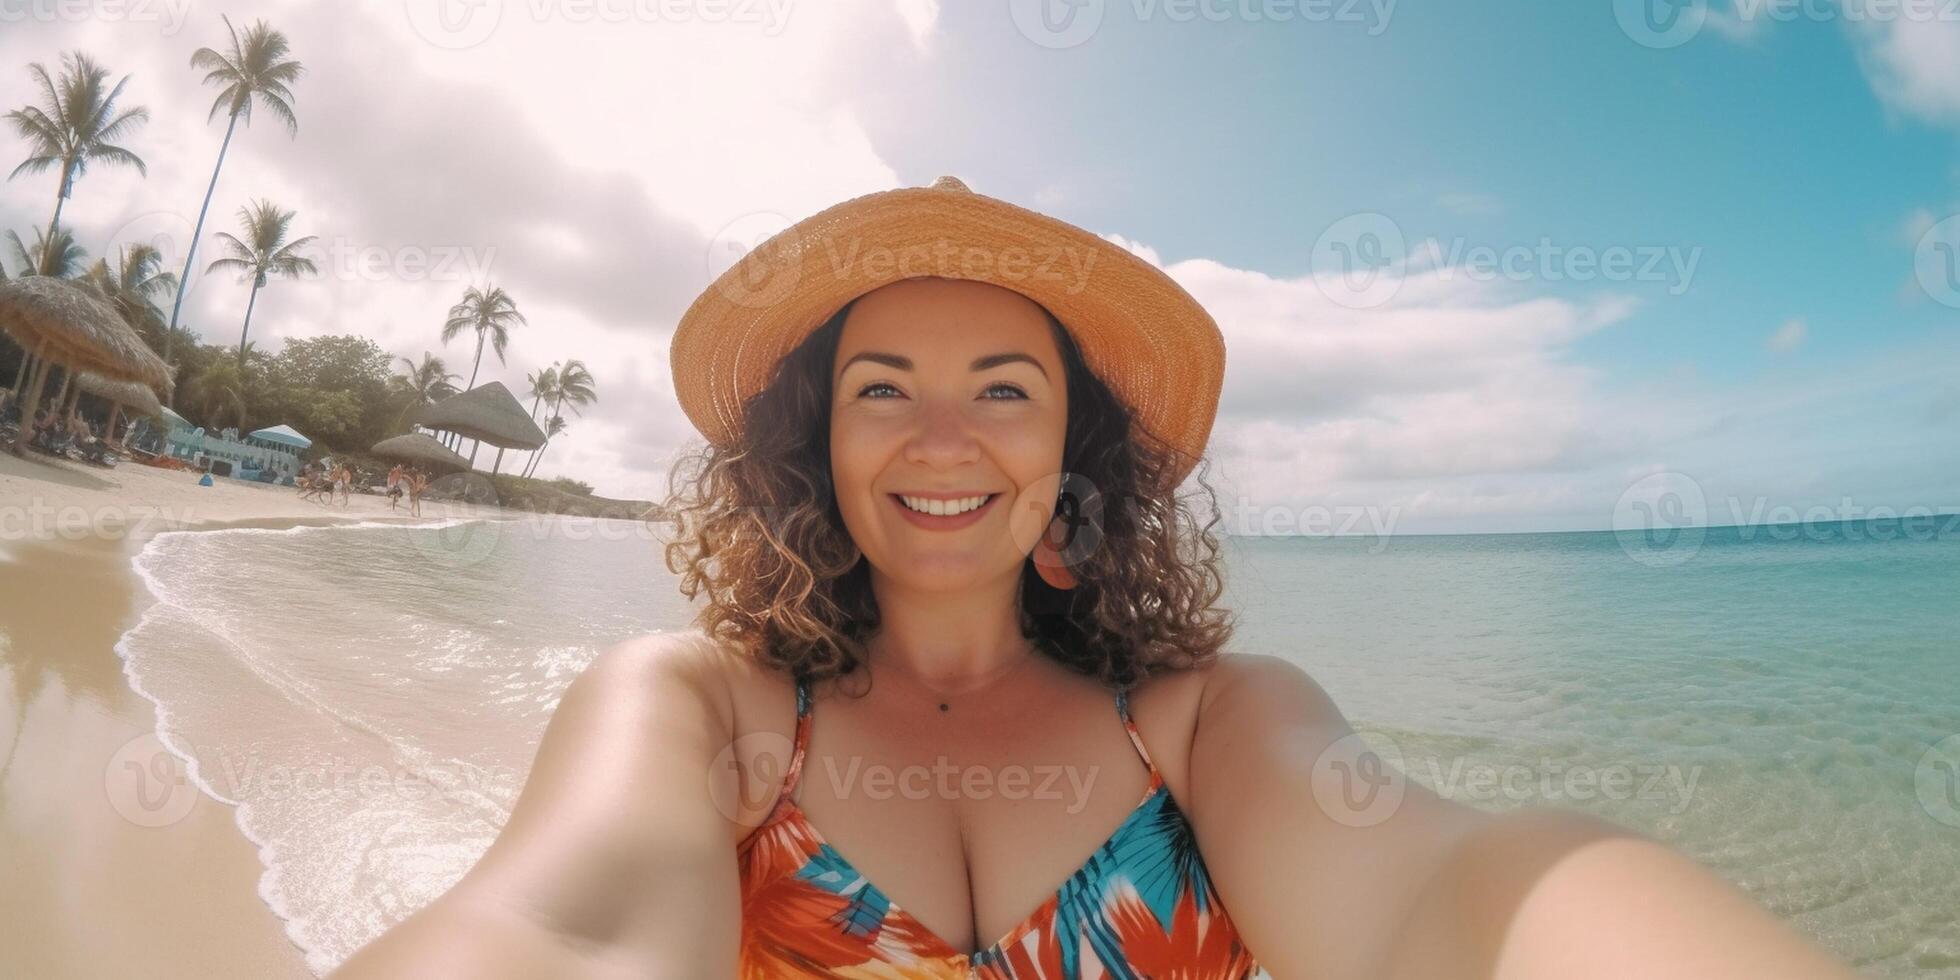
837, 350, 1048, 379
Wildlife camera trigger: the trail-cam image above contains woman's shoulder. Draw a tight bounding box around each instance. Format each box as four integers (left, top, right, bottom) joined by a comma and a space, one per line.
588, 628, 801, 757
1124, 652, 1334, 801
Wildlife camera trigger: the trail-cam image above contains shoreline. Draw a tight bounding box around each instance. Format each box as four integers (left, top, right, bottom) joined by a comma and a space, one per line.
0, 451, 501, 979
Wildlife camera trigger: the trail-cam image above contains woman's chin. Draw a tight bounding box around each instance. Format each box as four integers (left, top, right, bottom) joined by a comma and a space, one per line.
876, 554, 1016, 593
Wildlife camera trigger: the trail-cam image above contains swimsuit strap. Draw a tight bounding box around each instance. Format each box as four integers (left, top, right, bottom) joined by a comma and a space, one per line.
780, 675, 813, 803
1114, 686, 1160, 775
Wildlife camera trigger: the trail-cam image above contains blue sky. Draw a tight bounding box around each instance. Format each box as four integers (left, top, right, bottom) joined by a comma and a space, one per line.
2, 0, 1955, 532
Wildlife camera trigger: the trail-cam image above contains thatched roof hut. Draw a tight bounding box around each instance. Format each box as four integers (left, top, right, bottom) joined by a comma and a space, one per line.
0, 276, 172, 392
413, 382, 546, 449
74, 371, 164, 418
371, 432, 470, 470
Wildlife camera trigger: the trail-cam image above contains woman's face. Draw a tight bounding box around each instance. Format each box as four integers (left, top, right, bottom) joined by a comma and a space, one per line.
830, 277, 1069, 593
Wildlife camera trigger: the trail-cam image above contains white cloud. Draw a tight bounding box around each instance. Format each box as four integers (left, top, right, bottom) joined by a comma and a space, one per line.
1845, 8, 1960, 124
893, 0, 942, 51
1766, 316, 1808, 353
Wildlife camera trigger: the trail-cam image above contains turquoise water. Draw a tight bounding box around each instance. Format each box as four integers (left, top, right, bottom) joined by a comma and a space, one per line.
120, 516, 1959, 975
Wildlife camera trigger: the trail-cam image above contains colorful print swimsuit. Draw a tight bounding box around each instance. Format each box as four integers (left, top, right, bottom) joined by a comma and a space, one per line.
736, 676, 1262, 978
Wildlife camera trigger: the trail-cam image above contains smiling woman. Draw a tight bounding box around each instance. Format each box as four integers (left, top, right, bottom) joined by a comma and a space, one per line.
325, 177, 1863, 980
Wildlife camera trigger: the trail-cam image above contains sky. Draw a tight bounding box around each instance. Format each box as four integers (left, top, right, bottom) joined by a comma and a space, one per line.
1, 0, 1956, 534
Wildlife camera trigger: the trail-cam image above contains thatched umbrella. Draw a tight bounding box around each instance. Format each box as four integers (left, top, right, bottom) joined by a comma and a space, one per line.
0, 277, 173, 455
73, 371, 164, 442
371, 432, 470, 471
413, 381, 546, 475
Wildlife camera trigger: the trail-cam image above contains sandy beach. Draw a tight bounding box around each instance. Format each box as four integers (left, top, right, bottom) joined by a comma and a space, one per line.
0, 451, 498, 979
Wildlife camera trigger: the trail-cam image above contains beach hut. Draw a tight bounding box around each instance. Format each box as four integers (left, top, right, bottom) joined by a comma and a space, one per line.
0, 277, 173, 455
412, 381, 546, 475
249, 424, 312, 452
370, 432, 470, 471
72, 371, 164, 443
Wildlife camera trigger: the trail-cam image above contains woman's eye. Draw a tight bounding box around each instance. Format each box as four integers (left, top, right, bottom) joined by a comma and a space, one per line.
858, 382, 901, 398
982, 383, 1028, 400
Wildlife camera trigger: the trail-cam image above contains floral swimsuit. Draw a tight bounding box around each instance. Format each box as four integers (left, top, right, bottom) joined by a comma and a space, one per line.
736, 677, 1262, 978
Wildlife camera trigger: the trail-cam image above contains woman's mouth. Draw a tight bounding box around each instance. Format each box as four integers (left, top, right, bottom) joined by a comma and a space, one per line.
889, 492, 1000, 530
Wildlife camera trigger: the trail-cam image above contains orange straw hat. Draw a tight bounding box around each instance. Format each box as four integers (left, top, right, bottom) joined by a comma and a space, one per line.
669, 175, 1226, 491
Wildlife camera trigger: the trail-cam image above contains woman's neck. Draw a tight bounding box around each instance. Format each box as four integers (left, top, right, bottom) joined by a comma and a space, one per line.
864, 568, 1033, 691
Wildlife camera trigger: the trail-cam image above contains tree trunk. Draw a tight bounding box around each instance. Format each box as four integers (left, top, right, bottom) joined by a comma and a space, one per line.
492, 446, 505, 475
237, 280, 262, 369
12, 350, 51, 455
466, 329, 485, 389
43, 164, 71, 271
164, 111, 242, 407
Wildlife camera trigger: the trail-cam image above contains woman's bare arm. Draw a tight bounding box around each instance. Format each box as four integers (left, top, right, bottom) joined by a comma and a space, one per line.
326, 631, 742, 979
1186, 654, 1860, 980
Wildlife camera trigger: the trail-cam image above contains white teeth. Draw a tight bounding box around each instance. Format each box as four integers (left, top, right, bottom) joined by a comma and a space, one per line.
899, 494, 990, 516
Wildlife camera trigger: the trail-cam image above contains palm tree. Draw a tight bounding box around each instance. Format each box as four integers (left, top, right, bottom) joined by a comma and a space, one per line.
184, 358, 249, 431
395, 352, 459, 429
162, 16, 303, 377
5, 51, 149, 257
86, 243, 178, 346
205, 199, 316, 369
524, 415, 568, 479
524, 363, 558, 421
5, 226, 87, 279
441, 284, 526, 390
523, 360, 594, 478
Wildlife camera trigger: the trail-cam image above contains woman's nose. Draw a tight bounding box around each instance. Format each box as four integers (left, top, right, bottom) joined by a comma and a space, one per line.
902, 399, 981, 468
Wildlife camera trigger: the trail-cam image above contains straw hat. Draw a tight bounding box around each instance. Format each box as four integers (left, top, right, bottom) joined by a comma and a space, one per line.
669, 175, 1225, 492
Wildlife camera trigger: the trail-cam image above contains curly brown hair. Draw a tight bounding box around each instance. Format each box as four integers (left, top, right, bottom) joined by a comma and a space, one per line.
657, 295, 1234, 689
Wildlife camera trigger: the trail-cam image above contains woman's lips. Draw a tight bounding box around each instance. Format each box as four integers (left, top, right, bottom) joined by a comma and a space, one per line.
889, 493, 1000, 531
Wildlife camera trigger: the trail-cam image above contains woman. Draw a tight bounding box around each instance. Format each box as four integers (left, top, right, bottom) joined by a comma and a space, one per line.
329, 178, 1856, 978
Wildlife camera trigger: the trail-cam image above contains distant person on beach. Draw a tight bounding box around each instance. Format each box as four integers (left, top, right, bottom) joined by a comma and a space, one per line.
386, 464, 405, 511
405, 470, 427, 517
330, 178, 1859, 979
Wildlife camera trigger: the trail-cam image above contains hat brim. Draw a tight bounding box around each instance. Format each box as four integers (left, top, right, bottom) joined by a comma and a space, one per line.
669, 184, 1224, 492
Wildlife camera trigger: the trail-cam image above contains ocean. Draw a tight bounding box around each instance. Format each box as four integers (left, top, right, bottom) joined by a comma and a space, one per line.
118, 515, 1960, 977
